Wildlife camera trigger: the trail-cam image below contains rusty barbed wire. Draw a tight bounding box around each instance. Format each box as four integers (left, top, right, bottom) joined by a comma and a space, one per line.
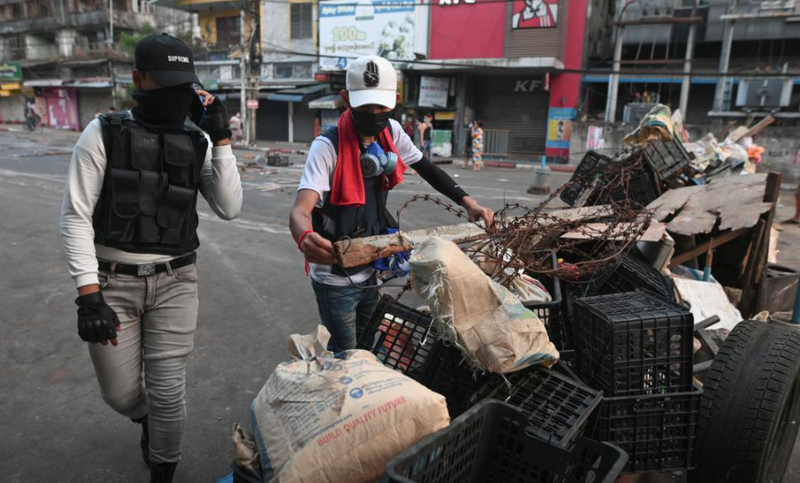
396, 149, 656, 286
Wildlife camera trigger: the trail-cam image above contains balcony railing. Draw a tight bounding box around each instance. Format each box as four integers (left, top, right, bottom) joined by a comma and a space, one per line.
464, 128, 511, 156
0, 42, 120, 62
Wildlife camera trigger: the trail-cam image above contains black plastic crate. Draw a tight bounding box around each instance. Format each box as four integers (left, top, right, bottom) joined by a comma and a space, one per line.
387, 400, 628, 483
523, 251, 569, 351
560, 151, 611, 207
642, 138, 691, 181
587, 254, 675, 301
470, 367, 602, 447
358, 297, 495, 417
591, 170, 659, 207
589, 386, 701, 474
574, 291, 693, 397
423, 344, 497, 418
356, 296, 438, 382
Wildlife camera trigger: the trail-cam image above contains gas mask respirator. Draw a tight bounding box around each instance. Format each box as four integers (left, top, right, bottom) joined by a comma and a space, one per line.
360, 142, 397, 178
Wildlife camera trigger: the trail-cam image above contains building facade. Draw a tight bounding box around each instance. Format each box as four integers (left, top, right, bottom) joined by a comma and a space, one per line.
0, 0, 194, 129
584, 0, 800, 126
314, 0, 589, 163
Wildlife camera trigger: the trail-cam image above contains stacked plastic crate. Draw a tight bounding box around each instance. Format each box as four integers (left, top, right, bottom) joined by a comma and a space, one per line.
574, 291, 701, 473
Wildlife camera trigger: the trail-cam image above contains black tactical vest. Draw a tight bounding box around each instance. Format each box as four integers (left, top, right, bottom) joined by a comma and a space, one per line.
311, 126, 397, 244
92, 112, 208, 255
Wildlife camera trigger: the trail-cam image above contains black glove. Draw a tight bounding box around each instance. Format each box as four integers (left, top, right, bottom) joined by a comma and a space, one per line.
76, 291, 120, 344
198, 97, 232, 144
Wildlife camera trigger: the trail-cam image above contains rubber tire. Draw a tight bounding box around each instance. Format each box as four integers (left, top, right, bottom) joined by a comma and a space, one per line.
690, 320, 800, 483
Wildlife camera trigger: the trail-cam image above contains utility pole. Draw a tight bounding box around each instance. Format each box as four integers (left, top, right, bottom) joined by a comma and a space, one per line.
247, 0, 260, 147
679, 1, 698, 117
714, 0, 737, 113
108, 0, 114, 45
605, 25, 623, 123
240, 8, 248, 147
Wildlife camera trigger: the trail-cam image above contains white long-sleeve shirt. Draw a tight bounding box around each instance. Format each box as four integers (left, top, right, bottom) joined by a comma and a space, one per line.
60, 113, 243, 288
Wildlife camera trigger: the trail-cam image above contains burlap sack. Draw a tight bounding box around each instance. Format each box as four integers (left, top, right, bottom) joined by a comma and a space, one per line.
251, 326, 450, 483
410, 237, 558, 374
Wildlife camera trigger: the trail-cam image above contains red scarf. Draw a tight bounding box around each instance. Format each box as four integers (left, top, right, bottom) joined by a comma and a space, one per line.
329, 109, 406, 207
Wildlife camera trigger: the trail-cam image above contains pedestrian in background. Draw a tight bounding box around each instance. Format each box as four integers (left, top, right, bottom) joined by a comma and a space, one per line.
418, 113, 433, 162
472, 119, 484, 172
462, 119, 474, 169
229, 111, 243, 145
60, 33, 241, 483
403, 115, 416, 139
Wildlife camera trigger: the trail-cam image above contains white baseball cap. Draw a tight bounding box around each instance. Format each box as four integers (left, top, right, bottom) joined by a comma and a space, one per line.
346, 55, 397, 110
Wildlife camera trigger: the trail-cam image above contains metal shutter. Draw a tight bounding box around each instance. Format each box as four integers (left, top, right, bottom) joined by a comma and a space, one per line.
474, 76, 550, 156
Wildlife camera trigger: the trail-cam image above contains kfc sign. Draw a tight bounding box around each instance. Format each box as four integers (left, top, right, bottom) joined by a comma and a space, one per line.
512, 0, 558, 29
514, 79, 542, 93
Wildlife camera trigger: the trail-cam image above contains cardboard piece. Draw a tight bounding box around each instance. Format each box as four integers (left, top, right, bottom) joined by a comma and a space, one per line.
673, 277, 743, 331
251, 326, 450, 483
410, 237, 559, 374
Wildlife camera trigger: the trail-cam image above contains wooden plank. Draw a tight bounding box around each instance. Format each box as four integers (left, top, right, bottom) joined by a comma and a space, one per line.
333, 205, 614, 268
740, 172, 782, 317
668, 228, 749, 268
663, 174, 769, 236
646, 185, 702, 222
724, 125, 751, 144
741, 115, 776, 139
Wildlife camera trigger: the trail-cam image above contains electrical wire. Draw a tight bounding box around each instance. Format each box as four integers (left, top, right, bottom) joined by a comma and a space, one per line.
255, 43, 800, 78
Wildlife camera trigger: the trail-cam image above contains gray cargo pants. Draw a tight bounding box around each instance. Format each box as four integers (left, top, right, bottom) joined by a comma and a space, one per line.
88, 261, 199, 464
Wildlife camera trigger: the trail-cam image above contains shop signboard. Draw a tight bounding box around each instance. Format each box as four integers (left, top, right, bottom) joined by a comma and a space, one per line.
0, 62, 22, 82
247, 99, 259, 109
511, 0, 559, 29
419, 76, 449, 108
319, 0, 415, 70
545, 107, 575, 151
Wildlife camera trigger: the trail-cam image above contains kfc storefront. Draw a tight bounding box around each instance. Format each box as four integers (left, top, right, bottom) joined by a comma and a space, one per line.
426, 0, 587, 161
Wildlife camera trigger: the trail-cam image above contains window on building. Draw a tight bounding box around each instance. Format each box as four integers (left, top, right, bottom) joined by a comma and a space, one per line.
26, 0, 52, 18
275, 64, 293, 79
291, 3, 312, 40
216, 16, 241, 48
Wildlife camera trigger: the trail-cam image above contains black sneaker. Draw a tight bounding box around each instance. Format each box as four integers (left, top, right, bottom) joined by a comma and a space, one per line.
150, 462, 177, 483
133, 415, 151, 468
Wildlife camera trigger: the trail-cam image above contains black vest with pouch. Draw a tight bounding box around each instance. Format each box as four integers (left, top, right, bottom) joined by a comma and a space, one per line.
92, 111, 208, 255
311, 126, 397, 245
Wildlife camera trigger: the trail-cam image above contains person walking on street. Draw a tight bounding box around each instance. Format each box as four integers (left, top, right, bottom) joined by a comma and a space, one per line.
403, 116, 416, 139
289, 55, 494, 353
60, 33, 242, 483
419, 114, 433, 162
462, 120, 475, 169
472, 119, 485, 171
229, 111, 243, 145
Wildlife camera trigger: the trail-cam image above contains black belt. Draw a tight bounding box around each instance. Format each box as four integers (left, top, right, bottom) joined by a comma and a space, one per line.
98, 253, 196, 277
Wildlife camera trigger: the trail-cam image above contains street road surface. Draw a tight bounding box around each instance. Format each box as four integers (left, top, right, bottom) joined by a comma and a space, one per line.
0, 127, 798, 483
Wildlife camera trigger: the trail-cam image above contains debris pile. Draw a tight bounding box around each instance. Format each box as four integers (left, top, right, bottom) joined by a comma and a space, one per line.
224, 104, 790, 483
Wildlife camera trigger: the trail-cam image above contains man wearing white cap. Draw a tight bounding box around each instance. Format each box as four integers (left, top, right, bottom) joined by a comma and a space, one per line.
289, 55, 494, 351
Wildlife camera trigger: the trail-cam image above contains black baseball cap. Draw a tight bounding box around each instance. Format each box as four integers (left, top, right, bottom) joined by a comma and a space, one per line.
135, 33, 202, 88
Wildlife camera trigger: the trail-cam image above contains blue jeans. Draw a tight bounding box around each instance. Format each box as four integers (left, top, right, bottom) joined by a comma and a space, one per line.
423, 140, 432, 162
312, 280, 380, 353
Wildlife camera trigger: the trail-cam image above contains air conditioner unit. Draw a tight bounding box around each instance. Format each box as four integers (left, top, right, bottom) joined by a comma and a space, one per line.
735, 78, 793, 108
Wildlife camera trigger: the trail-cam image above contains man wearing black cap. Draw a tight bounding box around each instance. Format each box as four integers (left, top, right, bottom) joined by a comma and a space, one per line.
60, 33, 242, 482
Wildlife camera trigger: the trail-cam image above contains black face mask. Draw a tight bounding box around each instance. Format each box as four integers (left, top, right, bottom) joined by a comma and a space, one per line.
351, 109, 391, 137
132, 85, 196, 133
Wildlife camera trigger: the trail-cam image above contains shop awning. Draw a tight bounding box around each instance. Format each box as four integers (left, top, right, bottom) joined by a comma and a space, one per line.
64, 77, 113, 88
267, 84, 327, 103
23, 79, 65, 87
308, 94, 343, 110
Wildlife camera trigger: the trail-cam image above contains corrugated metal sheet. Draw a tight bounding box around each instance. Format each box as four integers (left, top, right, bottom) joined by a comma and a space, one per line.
505, 0, 565, 59
475, 76, 550, 155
